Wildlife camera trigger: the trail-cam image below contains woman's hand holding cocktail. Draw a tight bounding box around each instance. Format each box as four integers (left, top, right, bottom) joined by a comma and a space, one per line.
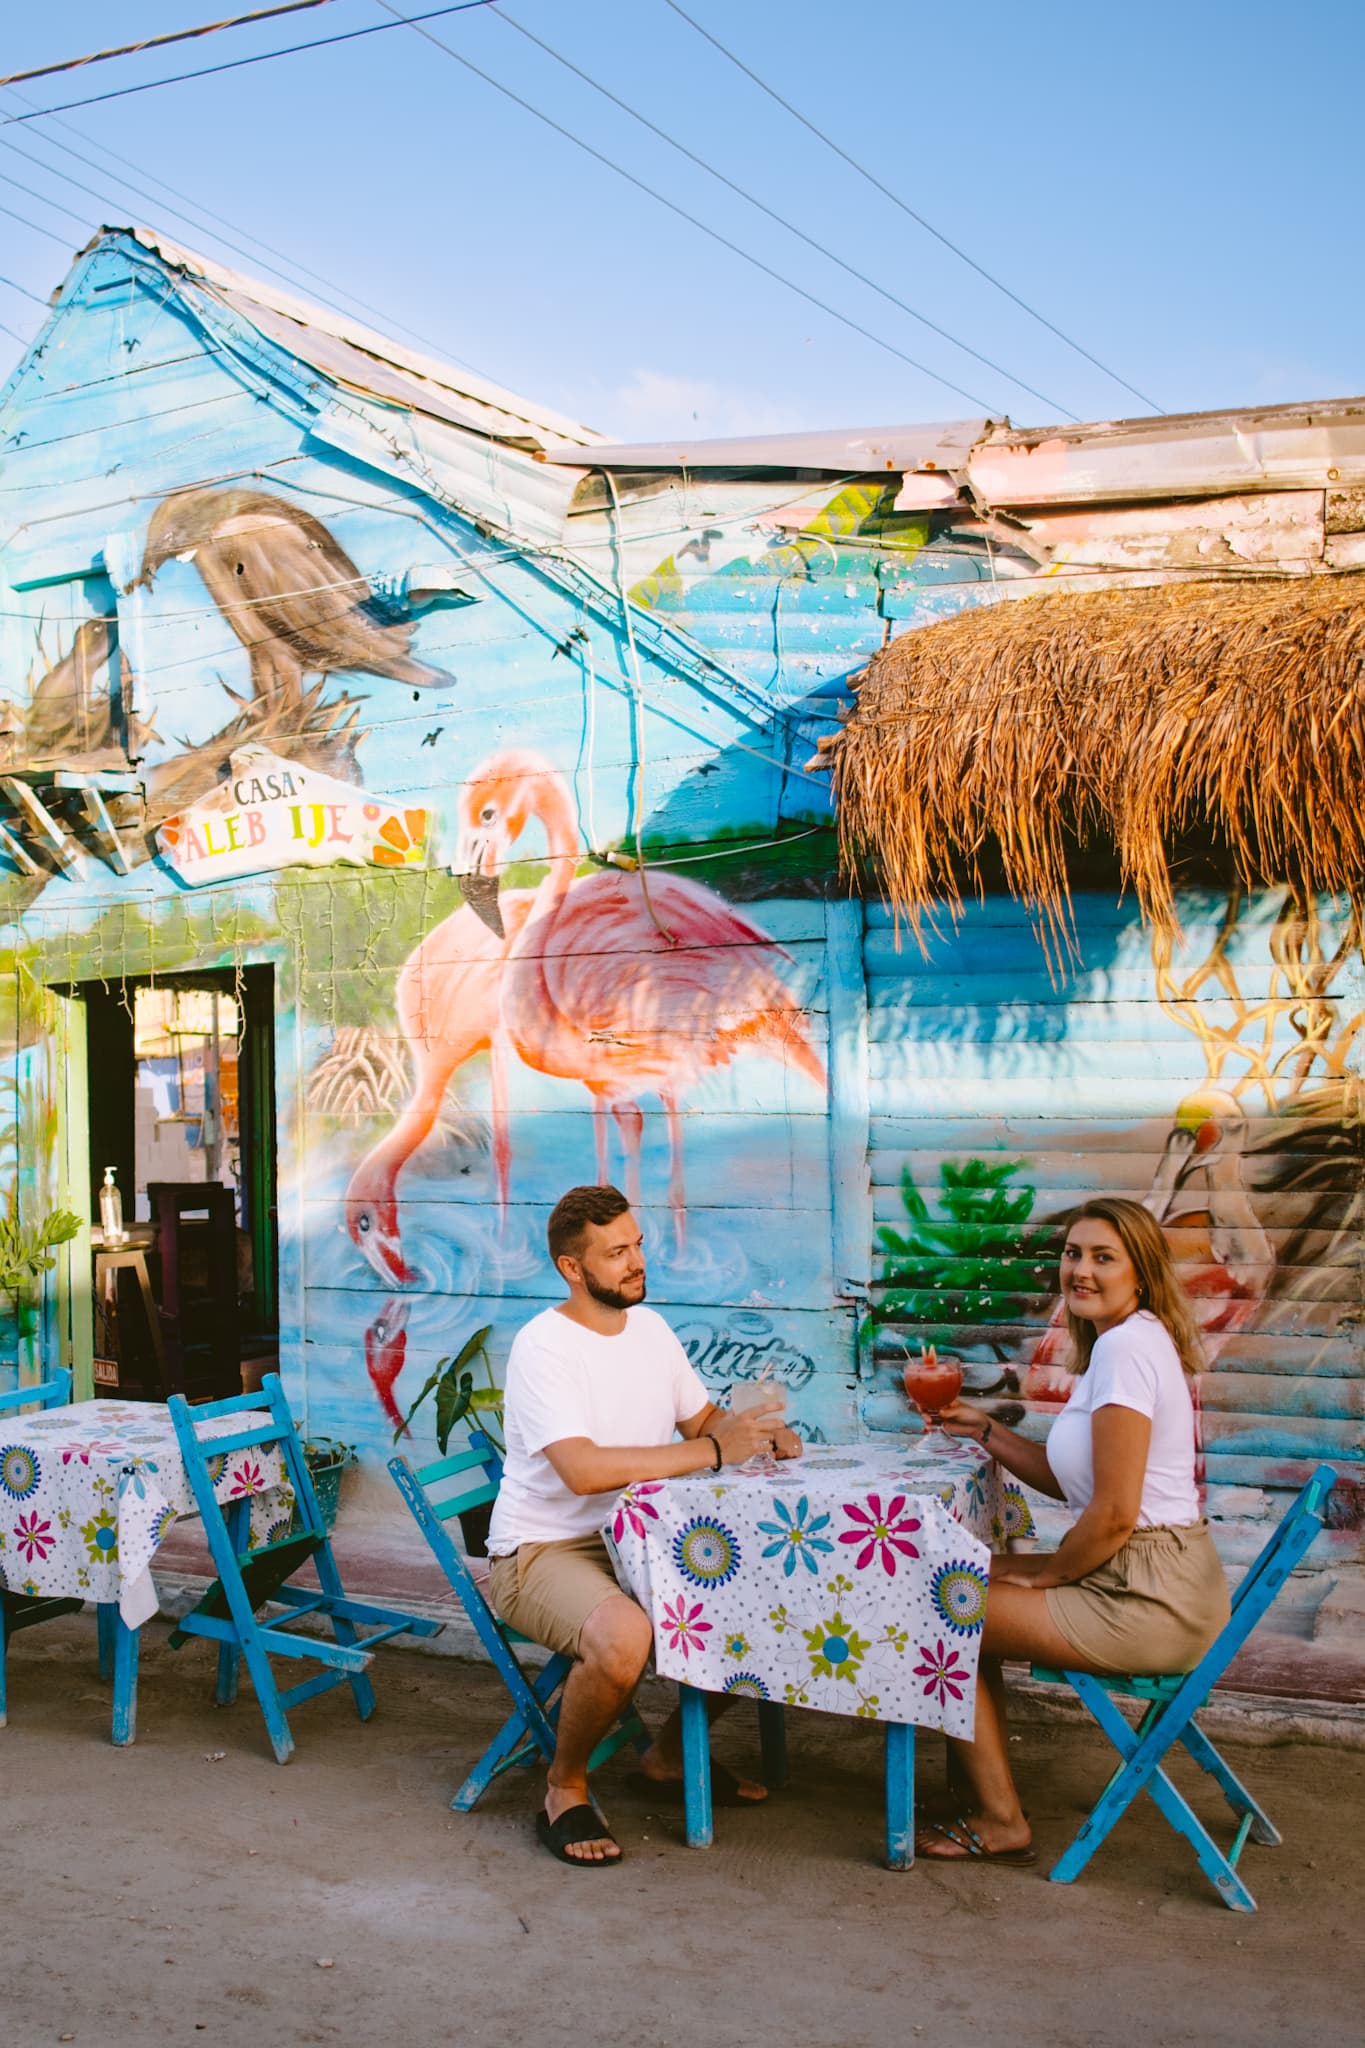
935, 1397, 995, 1444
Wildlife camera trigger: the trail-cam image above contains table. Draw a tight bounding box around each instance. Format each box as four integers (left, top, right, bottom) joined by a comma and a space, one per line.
0, 1398, 292, 1741
605, 1438, 1036, 1861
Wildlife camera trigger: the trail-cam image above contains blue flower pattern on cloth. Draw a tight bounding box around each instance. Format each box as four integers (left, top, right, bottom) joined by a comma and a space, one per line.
758, 1493, 834, 1576
673, 1516, 742, 1587
606, 1441, 1004, 1738
931, 1559, 990, 1635
1, 1444, 41, 1500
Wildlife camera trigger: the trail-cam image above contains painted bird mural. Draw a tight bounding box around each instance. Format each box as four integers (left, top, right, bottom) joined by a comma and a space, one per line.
136, 488, 455, 705
456, 749, 826, 1253
343, 886, 538, 1284
344, 749, 825, 1282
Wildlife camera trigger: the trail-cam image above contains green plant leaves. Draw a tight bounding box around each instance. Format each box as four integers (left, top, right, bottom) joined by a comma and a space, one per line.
0, 1205, 82, 1299
867, 1158, 1056, 1351
392, 1323, 501, 1455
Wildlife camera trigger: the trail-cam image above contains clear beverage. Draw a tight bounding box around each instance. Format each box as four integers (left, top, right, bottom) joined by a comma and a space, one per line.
903, 1350, 963, 1448
731, 1380, 786, 1475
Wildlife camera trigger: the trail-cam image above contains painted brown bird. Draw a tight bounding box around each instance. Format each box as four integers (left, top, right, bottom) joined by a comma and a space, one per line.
135, 487, 454, 704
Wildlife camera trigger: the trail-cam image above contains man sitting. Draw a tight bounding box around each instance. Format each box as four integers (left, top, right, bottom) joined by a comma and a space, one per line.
487, 1183, 797, 1866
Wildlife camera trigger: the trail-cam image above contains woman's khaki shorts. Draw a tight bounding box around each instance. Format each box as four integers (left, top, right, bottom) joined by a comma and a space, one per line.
488, 1534, 628, 1660
1045, 1520, 1231, 1676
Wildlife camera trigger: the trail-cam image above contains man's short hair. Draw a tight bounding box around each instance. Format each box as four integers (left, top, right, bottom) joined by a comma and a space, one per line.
547, 1184, 631, 1266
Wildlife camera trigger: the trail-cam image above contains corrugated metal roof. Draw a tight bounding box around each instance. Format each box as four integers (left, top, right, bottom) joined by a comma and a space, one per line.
969, 395, 1365, 507
541, 420, 990, 474
115, 225, 604, 454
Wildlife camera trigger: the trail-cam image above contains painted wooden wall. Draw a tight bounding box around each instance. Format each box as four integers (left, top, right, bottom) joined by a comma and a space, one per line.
0, 231, 1360, 1571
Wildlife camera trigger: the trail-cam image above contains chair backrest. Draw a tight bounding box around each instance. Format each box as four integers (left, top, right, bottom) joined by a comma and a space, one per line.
167, 1371, 325, 1546
0, 1367, 72, 1417
1228, 1463, 1337, 1626
388, 1430, 503, 1609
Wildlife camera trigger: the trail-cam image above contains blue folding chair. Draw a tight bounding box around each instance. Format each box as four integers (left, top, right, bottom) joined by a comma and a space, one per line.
167, 1373, 441, 1762
0, 1369, 85, 1729
1032, 1463, 1338, 1911
390, 1433, 647, 1810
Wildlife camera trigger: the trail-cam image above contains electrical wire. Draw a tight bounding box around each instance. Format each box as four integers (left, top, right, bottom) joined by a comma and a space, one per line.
0, 197, 68, 246
0, 166, 92, 231
374, 3, 1001, 413
0, 1, 501, 126
0, 91, 501, 384
0, 271, 49, 307
0, 315, 33, 347
490, 4, 1075, 421
662, 0, 1164, 417
0, 3, 340, 90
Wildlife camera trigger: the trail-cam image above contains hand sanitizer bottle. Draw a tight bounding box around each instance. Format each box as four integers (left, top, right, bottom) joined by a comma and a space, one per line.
99, 1166, 125, 1244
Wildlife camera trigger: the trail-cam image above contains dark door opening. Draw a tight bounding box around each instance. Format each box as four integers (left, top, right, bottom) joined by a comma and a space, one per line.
79, 964, 278, 1398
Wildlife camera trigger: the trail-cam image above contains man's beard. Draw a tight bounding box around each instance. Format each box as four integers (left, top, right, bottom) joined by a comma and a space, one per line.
583, 1268, 647, 1311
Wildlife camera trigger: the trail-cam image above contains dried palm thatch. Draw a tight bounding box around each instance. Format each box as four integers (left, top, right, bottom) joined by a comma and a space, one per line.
817, 576, 1365, 959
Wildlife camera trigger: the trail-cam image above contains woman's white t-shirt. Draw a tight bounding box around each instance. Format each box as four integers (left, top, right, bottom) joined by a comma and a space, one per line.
1044, 1311, 1201, 1527
488, 1304, 709, 1554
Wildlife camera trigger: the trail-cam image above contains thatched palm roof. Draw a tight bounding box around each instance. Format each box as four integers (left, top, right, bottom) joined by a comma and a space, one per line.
816, 576, 1365, 954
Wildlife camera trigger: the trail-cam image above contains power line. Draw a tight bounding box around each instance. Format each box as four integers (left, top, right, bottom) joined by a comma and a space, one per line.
0, 271, 50, 307
0, 166, 92, 231
490, 5, 1075, 421
0, 109, 494, 381
662, 0, 1164, 417
0, 315, 33, 348
0, 198, 69, 247
0, 2, 340, 91
0, 1, 500, 126
374, 2, 1003, 414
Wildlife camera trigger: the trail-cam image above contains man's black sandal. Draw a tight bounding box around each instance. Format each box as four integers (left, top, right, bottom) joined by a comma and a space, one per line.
536, 1804, 622, 1866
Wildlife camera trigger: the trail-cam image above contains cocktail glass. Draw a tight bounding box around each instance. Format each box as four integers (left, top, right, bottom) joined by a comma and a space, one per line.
902, 1347, 963, 1451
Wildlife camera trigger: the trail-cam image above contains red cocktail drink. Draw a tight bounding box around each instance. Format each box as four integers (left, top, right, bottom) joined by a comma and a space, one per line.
903, 1348, 963, 1446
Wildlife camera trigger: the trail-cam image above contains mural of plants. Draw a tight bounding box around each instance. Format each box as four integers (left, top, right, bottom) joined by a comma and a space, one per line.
868, 1159, 1056, 1359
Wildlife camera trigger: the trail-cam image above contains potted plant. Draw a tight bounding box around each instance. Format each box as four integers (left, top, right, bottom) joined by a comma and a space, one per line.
394, 1324, 504, 1556
0, 1202, 82, 1382
292, 1434, 357, 1533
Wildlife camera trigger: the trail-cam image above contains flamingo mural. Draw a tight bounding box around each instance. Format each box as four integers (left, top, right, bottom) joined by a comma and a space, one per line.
454, 749, 825, 1253
344, 748, 824, 1284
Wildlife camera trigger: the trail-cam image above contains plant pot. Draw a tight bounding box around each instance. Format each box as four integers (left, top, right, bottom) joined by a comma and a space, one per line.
458, 1498, 494, 1559
291, 1436, 355, 1533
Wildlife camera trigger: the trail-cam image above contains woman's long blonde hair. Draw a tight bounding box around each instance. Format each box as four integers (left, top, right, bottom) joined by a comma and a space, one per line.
1063, 1197, 1205, 1379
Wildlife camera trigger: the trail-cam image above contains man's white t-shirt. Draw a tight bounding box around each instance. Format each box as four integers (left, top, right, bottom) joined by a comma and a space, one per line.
487, 1304, 710, 1553
1045, 1310, 1201, 1527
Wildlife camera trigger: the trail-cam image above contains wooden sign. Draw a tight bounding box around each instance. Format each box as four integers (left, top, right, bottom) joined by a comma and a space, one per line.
156, 745, 427, 885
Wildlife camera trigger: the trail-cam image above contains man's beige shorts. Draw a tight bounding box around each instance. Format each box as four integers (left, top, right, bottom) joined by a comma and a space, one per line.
488, 1533, 628, 1660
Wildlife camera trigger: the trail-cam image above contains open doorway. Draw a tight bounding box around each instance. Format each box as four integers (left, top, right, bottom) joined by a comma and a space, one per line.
80, 963, 278, 1398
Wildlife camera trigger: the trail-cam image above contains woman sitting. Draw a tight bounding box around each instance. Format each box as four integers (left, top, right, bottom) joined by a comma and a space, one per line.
923, 1195, 1231, 1864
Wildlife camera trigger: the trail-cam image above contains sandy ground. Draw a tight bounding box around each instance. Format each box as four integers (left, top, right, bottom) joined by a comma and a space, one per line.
3, 1616, 1363, 2048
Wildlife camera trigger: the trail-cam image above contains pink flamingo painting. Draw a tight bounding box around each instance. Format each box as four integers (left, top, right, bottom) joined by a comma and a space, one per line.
455, 749, 825, 1251
342, 748, 823, 1285
342, 888, 534, 1283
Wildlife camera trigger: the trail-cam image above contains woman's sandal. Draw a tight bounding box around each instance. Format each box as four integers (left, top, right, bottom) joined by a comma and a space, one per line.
535, 1804, 622, 1867
917, 1815, 1037, 1866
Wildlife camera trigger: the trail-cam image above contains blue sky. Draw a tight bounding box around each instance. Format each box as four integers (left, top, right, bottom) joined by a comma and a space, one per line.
1, 1, 1361, 438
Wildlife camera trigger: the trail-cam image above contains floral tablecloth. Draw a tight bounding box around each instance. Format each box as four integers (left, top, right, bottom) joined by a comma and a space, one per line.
0, 1399, 292, 1627
605, 1439, 1035, 1739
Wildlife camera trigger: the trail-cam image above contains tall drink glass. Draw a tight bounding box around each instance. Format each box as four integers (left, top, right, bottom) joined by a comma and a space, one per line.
731, 1380, 786, 1476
